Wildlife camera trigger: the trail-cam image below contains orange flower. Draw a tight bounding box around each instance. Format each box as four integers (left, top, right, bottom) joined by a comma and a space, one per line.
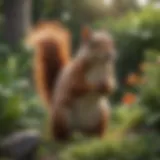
121, 92, 137, 105
126, 73, 140, 86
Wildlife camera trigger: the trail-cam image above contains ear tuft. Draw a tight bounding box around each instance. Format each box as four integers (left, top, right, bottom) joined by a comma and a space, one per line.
81, 26, 92, 42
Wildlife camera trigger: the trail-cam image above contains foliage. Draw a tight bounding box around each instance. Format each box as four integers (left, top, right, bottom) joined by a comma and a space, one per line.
0, 44, 46, 137
139, 50, 160, 130
58, 132, 160, 160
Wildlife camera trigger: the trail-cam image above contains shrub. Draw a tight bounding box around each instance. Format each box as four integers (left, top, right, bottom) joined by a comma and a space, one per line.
0, 44, 46, 136
58, 133, 160, 160
139, 50, 160, 130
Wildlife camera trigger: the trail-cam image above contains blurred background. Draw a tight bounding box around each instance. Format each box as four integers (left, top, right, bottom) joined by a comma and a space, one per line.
0, 0, 160, 159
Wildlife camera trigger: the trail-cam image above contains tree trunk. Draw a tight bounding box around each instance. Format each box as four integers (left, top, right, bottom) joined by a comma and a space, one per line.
4, 0, 32, 46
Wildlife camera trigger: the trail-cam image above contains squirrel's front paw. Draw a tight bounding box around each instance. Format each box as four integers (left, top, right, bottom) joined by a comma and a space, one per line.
95, 81, 107, 93
95, 79, 117, 94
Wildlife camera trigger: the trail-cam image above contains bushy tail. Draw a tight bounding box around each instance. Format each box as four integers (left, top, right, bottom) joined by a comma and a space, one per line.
25, 21, 71, 107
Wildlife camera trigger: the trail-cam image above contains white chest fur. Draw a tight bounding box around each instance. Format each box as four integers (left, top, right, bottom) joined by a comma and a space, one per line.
86, 61, 107, 84
71, 93, 110, 131
69, 61, 113, 131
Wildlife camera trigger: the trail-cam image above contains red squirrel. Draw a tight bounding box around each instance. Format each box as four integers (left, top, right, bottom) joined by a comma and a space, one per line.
26, 21, 117, 141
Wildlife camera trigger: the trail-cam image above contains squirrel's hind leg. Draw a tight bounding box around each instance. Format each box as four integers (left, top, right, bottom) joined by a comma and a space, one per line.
51, 108, 72, 142
96, 98, 111, 138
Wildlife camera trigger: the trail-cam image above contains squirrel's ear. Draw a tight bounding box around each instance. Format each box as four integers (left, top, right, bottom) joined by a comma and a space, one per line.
81, 26, 92, 42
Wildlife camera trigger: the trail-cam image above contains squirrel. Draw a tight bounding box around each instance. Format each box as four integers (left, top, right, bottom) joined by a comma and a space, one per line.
26, 21, 117, 141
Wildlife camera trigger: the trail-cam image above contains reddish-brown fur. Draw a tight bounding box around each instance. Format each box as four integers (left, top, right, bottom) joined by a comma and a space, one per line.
26, 21, 71, 107
26, 21, 117, 141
